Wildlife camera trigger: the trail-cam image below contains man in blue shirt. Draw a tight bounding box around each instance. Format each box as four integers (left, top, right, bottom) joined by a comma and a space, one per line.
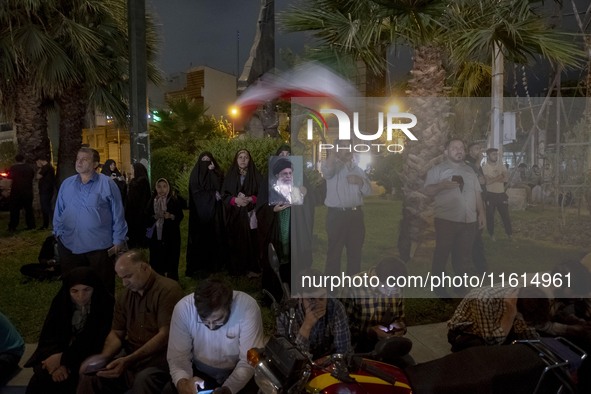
53, 147, 127, 293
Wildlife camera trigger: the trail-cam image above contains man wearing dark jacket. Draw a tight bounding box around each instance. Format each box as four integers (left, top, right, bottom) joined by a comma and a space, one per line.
36, 157, 56, 230
8, 154, 36, 231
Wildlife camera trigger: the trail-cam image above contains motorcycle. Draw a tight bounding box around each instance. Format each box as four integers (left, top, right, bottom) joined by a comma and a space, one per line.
249, 244, 587, 394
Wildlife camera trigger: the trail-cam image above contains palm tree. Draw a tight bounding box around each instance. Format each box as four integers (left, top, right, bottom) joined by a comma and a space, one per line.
279, 0, 393, 96
281, 0, 450, 260
0, 0, 73, 163
150, 97, 230, 156
280, 0, 582, 261
0, 0, 161, 181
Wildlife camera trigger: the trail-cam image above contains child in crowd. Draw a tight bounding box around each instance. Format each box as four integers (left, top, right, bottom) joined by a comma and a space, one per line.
146, 178, 184, 280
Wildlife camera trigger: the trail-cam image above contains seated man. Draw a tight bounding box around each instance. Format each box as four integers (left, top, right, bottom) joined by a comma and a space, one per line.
277, 269, 351, 359
343, 257, 407, 353
166, 277, 264, 394
77, 249, 184, 394
536, 260, 591, 348
447, 286, 549, 353
0, 311, 25, 387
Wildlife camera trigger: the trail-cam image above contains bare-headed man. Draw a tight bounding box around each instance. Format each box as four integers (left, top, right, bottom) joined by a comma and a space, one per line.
53, 147, 128, 293
423, 139, 485, 297
77, 249, 184, 394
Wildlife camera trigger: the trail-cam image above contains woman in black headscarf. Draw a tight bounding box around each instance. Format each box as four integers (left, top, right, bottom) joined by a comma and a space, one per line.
186, 152, 226, 276
100, 159, 127, 201
222, 148, 262, 277
125, 163, 152, 248
25, 267, 114, 394
146, 178, 184, 280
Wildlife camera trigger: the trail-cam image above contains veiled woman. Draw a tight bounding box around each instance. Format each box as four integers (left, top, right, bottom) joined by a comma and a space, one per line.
100, 159, 127, 201
186, 151, 226, 276
125, 163, 151, 248
25, 267, 114, 394
146, 178, 184, 280
222, 149, 262, 277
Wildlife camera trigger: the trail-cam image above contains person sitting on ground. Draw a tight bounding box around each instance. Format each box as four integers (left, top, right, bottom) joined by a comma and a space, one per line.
447, 286, 550, 352
343, 257, 408, 354
535, 260, 591, 350
25, 267, 114, 394
0, 311, 25, 387
276, 269, 352, 359
165, 277, 265, 394
77, 249, 184, 394
536, 258, 591, 394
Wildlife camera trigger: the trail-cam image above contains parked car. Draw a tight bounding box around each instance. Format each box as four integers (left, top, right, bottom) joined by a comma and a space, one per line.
0, 169, 10, 211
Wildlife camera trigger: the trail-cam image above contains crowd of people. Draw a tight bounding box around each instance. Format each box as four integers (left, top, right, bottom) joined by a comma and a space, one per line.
1, 139, 590, 393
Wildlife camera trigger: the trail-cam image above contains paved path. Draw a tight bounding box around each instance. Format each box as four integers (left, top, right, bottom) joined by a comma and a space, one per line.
407, 322, 451, 363
2, 323, 451, 393
1, 343, 35, 394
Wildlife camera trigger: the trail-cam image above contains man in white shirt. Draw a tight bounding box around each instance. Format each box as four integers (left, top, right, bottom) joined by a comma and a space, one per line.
165, 278, 264, 394
321, 148, 372, 278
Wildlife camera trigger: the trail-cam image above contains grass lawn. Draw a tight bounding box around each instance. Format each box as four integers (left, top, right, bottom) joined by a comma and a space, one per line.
0, 198, 589, 342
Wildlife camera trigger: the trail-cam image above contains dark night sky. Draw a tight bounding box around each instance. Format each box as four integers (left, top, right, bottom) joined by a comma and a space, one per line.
145, 0, 585, 97
146, 0, 306, 77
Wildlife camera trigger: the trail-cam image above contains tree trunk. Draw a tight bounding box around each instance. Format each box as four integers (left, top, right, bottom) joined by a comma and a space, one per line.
14, 78, 50, 164
397, 45, 449, 262
56, 85, 87, 184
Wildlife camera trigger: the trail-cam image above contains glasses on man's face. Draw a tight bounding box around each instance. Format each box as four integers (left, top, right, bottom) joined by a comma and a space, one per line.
198, 313, 228, 330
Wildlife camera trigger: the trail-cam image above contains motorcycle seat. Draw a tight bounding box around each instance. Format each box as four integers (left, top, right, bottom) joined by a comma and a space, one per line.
404, 344, 557, 394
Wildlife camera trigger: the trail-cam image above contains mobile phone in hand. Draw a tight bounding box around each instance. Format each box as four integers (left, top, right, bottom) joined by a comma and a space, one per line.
451, 175, 464, 192
83, 361, 107, 375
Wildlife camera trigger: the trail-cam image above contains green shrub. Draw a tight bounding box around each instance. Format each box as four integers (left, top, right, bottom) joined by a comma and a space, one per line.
175, 167, 191, 202
0, 141, 17, 170
153, 137, 288, 201
150, 147, 193, 191
201, 137, 287, 175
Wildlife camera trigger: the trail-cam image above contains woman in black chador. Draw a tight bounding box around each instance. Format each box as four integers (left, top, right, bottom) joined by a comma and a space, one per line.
186, 151, 226, 276
222, 148, 262, 277
24, 267, 114, 394
125, 163, 151, 248
100, 159, 127, 201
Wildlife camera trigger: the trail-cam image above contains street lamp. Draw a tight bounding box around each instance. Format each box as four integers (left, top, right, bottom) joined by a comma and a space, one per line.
229, 106, 239, 137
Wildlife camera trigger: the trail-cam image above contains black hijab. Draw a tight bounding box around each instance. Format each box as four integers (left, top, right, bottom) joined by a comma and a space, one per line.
191, 151, 222, 192
276, 144, 291, 156
132, 162, 148, 180
223, 148, 260, 197
101, 159, 120, 176
25, 267, 114, 370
